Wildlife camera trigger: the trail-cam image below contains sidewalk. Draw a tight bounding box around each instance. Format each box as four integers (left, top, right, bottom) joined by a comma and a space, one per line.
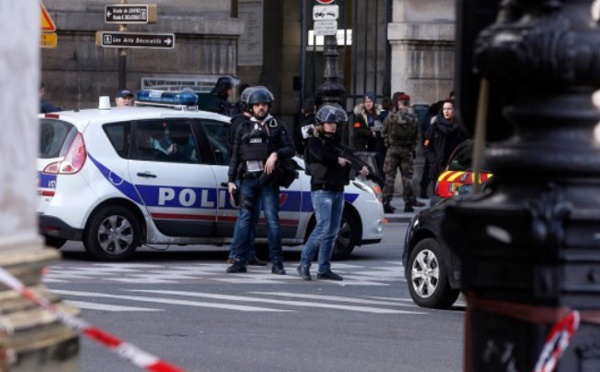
383, 195, 431, 223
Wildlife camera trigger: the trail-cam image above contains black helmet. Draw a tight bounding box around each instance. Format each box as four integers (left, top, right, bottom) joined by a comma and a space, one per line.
240, 86, 255, 105
211, 76, 233, 96
315, 104, 348, 125
247, 87, 274, 106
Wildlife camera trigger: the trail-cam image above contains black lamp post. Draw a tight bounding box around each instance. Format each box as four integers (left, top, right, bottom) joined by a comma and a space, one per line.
315, 0, 345, 106
445, 0, 600, 370
316, 33, 346, 106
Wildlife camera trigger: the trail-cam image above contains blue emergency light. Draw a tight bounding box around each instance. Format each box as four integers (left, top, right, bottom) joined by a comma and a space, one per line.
136, 89, 199, 106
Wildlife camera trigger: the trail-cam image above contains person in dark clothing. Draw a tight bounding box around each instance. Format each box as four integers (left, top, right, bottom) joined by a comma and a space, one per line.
420, 90, 455, 197
230, 83, 250, 116
205, 76, 234, 116
379, 96, 394, 122
423, 99, 467, 191
296, 104, 368, 281
227, 86, 254, 154
226, 87, 295, 275
294, 97, 317, 155
226, 85, 267, 266
350, 92, 385, 185
40, 82, 61, 113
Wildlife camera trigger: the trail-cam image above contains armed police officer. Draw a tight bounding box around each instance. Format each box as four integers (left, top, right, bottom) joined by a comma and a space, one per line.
296, 104, 368, 281
381, 93, 420, 213
225, 86, 268, 266
226, 87, 295, 275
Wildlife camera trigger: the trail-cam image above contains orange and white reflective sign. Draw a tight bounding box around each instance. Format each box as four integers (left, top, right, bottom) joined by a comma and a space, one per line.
41, 2, 56, 32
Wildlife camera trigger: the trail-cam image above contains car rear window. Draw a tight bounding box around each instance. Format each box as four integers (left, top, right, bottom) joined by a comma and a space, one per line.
39, 119, 77, 158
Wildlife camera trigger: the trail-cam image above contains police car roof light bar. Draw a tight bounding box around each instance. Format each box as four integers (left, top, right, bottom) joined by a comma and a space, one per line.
135, 89, 199, 111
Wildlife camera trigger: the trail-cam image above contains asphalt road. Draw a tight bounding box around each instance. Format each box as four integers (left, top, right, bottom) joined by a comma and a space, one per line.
45, 223, 465, 372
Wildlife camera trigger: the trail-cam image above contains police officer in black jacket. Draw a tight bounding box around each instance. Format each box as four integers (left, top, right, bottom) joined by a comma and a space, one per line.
296, 104, 368, 281
205, 76, 234, 116
226, 87, 295, 274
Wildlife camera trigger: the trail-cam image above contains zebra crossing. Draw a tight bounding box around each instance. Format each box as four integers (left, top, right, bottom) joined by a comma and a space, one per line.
50, 289, 426, 315
44, 261, 425, 315
43, 262, 405, 285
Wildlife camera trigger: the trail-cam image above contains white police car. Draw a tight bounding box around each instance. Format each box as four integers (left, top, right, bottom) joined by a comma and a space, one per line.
38, 90, 384, 261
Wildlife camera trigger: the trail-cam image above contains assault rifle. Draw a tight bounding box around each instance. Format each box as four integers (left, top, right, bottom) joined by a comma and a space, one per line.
334, 143, 385, 185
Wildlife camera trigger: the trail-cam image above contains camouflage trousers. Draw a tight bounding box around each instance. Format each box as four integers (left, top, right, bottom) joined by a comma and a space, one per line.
382, 146, 414, 203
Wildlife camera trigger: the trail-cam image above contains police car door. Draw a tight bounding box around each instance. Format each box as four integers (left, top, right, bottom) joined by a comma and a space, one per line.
128, 119, 217, 238
199, 120, 238, 238
201, 120, 305, 241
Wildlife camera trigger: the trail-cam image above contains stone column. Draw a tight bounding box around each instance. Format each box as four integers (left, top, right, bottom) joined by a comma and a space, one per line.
0, 2, 79, 371
388, 0, 456, 105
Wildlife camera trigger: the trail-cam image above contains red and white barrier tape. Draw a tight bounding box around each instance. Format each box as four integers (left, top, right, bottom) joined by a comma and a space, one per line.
534, 310, 580, 372
0, 266, 186, 372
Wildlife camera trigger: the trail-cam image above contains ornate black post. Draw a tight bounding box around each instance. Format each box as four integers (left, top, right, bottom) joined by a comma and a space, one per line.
445, 0, 600, 370
315, 0, 345, 106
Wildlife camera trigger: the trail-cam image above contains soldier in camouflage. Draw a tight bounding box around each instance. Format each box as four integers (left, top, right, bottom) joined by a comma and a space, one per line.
381, 94, 420, 213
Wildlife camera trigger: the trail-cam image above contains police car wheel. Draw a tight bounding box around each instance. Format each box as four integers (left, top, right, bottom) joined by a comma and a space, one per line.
406, 238, 459, 309
84, 206, 140, 261
44, 236, 67, 249
331, 211, 359, 260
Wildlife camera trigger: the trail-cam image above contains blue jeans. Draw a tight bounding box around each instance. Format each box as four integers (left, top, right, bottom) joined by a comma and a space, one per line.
228, 198, 261, 260
299, 190, 344, 273
231, 178, 283, 265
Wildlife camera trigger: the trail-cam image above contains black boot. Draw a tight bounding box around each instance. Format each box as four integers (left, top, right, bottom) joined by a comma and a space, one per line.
420, 188, 429, 199
404, 202, 415, 212
413, 199, 426, 207
383, 202, 396, 214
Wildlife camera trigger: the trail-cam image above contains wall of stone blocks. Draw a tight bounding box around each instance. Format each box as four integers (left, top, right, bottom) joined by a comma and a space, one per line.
41, 0, 243, 109
388, 0, 456, 106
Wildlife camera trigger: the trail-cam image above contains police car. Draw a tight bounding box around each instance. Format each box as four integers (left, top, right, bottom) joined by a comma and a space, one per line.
38, 90, 384, 261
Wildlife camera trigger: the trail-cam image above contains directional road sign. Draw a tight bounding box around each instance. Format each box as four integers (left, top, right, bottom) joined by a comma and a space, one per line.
105, 4, 157, 24
96, 31, 175, 49
313, 5, 339, 21
313, 20, 338, 36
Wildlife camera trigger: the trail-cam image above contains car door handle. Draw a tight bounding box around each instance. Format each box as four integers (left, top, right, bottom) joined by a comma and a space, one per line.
137, 172, 157, 178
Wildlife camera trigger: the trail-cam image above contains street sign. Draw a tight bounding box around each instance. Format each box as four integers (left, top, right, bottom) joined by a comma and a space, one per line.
313, 20, 337, 36
41, 3, 56, 32
40, 32, 57, 48
105, 4, 157, 24
313, 5, 339, 21
95, 31, 175, 49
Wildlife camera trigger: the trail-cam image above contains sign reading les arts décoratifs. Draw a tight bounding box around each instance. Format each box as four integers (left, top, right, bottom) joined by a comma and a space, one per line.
95, 31, 175, 49
105, 4, 157, 24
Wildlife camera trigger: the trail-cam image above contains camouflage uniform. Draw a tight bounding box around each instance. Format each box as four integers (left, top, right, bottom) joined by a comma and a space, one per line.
381, 108, 419, 210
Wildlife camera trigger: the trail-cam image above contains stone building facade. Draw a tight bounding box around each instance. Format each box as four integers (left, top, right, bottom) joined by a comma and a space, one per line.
388, 0, 456, 105
41, 0, 457, 120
